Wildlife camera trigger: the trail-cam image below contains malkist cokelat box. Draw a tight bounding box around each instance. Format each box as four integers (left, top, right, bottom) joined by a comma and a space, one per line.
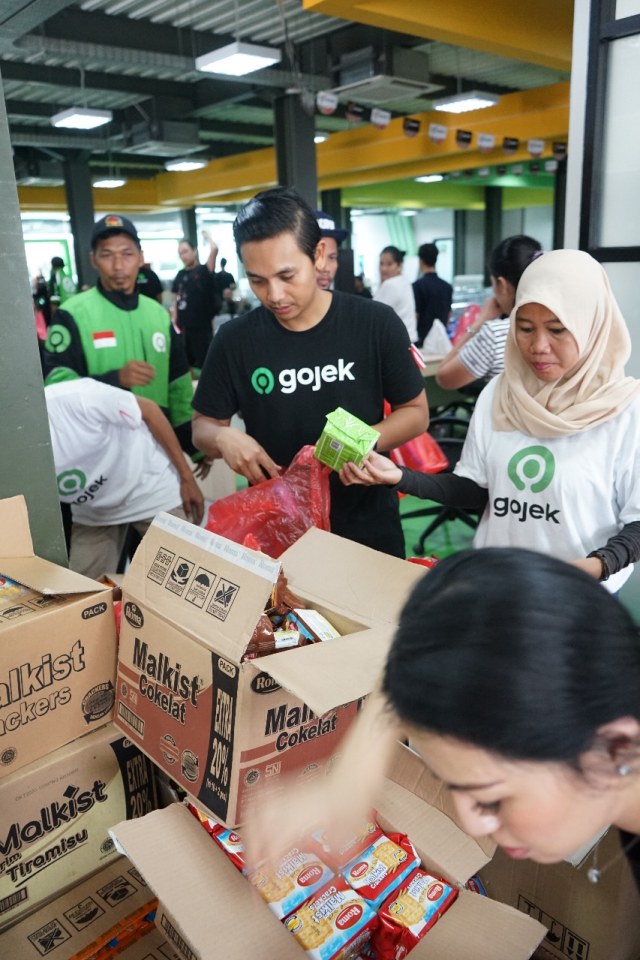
0, 721, 158, 930
0, 855, 160, 960
109, 744, 547, 960
479, 829, 640, 960
114, 514, 424, 828
0, 496, 117, 778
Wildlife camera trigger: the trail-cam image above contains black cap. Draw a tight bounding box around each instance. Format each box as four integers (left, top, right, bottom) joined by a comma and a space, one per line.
315, 211, 348, 243
91, 214, 140, 249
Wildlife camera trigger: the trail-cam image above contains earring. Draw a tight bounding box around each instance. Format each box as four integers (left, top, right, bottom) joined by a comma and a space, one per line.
617, 763, 631, 777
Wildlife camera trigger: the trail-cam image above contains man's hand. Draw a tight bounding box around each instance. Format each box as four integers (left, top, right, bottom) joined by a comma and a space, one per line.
217, 428, 281, 485
193, 457, 213, 480
570, 556, 605, 579
180, 472, 205, 525
339, 451, 402, 487
118, 360, 156, 388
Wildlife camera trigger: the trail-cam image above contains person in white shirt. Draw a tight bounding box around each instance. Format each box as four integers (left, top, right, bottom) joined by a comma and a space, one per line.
46, 378, 204, 579
373, 245, 418, 344
436, 235, 542, 390
344, 249, 640, 593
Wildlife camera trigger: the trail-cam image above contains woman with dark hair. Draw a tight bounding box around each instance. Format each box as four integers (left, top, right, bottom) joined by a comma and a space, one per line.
374, 245, 418, 343
436, 235, 542, 390
346, 249, 640, 593
247, 549, 640, 887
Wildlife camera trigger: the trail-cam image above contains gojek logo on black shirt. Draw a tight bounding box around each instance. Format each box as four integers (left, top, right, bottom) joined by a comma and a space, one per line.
250, 360, 355, 395
493, 446, 560, 524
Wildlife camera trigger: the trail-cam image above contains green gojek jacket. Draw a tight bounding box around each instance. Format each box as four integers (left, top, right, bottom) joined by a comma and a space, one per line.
43, 283, 197, 455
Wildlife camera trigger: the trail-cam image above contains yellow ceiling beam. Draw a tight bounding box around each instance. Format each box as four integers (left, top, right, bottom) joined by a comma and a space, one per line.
304, 0, 573, 71
18, 84, 568, 212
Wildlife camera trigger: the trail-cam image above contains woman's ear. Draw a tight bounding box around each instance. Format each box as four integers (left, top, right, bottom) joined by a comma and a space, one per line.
595, 716, 640, 771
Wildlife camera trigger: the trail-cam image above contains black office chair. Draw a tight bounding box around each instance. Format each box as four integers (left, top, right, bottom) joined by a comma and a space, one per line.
400, 414, 480, 557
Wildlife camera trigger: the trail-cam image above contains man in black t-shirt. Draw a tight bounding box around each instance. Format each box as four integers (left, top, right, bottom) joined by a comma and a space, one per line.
172, 232, 221, 374
413, 243, 453, 348
192, 188, 428, 557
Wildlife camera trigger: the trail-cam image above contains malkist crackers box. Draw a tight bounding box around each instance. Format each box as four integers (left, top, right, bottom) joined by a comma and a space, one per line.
0, 496, 117, 778
0, 855, 158, 960
114, 515, 423, 827
0, 722, 158, 929
109, 744, 546, 960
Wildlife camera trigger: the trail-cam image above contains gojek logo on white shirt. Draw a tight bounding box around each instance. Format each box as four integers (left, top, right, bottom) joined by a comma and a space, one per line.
493, 446, 560, 524
57, 469, 107, 504
251, 360, 355, 396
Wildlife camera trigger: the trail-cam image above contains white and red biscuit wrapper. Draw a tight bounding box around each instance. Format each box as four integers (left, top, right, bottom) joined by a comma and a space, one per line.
185, 801, 223, 838
213, 828, 246, 873
285, 874, 378, 960
311, 813, 383, 872
372, 867, 458, 959
249, 847, 334, 920
343, 833, 419, 911
465, 874, 487, 896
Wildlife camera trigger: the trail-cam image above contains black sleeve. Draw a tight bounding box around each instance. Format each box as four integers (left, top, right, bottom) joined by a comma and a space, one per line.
379, 309, 426, 406
192, 321, 239, 420
396, 466, 489, 510
591, 521, 640, 576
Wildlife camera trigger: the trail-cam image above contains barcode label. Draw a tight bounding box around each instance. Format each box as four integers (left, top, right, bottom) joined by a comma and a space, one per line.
117, 702, 145, 736
160, 914, 197, 960
0, 887, 27, 913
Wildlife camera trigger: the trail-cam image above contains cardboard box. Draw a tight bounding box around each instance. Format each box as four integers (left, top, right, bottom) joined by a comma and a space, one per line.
0, 855, 157, 959
479, 829, 640, 960
0, 722, 159, 929
118, 928, 180, 959
114, 515, 423, 827
0, 496, 117, 777
109, 744, 546, 960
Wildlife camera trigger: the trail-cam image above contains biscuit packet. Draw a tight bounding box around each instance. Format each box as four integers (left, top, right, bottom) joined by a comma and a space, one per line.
213, 828, 246, 873
343, 833, 420, 911
310, 813, 383, 872
284, 874, 378, 960
249, 846, 334, 920
372, 867, 458, 959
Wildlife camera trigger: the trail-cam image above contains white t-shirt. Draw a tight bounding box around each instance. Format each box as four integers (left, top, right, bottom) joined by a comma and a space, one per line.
455, 377, 640, 592
46, 379, 182, 526
374, 275, 418, 343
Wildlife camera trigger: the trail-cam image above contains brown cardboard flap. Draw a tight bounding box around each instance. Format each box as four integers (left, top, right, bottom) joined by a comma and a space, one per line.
111, 805, 301, 960
0, 495, 34, 558
282, 527, 425, 626
409, 890, 546, 959
386, 744, 496, 864
254, 623, 394, 715
123, 512, 282, 660
0, 554, 109, 595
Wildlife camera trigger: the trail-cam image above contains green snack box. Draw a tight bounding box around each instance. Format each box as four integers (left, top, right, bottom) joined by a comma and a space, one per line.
314, 407, 381, 471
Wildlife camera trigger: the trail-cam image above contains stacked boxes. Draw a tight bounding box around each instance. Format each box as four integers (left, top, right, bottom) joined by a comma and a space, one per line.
0, 497, 158, 932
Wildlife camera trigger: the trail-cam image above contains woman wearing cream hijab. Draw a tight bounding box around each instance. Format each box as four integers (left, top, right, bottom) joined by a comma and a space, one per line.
343, 250, 640, 592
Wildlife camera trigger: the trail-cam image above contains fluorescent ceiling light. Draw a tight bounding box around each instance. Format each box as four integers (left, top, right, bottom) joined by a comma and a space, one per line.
400, 210, 417, 217
431, 91, 500, 114
93, 177, 126, 188
195, 40, 281, 77
415, 174, 444, 184
164, 158, 208, 172
314, 131, 329, 144
51, 107, 113, 129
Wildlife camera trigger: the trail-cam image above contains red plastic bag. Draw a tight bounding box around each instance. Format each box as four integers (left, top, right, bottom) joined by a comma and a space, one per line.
389, 432, 449, 473
205, 445, 330, 559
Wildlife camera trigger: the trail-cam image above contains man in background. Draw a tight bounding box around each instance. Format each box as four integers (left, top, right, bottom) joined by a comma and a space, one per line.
413, 242, 453, 348
315, 211, 348, 291
42, 213, 196, 458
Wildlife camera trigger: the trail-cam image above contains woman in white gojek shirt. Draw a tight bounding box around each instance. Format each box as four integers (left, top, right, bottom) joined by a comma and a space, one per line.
345, 249, 640, 594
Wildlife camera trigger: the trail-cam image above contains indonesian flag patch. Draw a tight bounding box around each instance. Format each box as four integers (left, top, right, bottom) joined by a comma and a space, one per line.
93, 330, 117, 348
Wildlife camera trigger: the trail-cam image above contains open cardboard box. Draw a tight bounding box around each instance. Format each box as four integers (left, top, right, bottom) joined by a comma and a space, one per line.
0, 496, 117, 778
110, 743, 546, 960
115, 514, 424, 827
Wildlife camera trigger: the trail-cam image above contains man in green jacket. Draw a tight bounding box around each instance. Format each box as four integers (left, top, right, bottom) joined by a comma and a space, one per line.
43, 214, 195, 455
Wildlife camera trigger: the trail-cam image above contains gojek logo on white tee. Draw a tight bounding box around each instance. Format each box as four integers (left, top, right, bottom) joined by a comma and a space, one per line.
250, 360, 355, 396
57, 469, 108, 504
493, 445, 560, 524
